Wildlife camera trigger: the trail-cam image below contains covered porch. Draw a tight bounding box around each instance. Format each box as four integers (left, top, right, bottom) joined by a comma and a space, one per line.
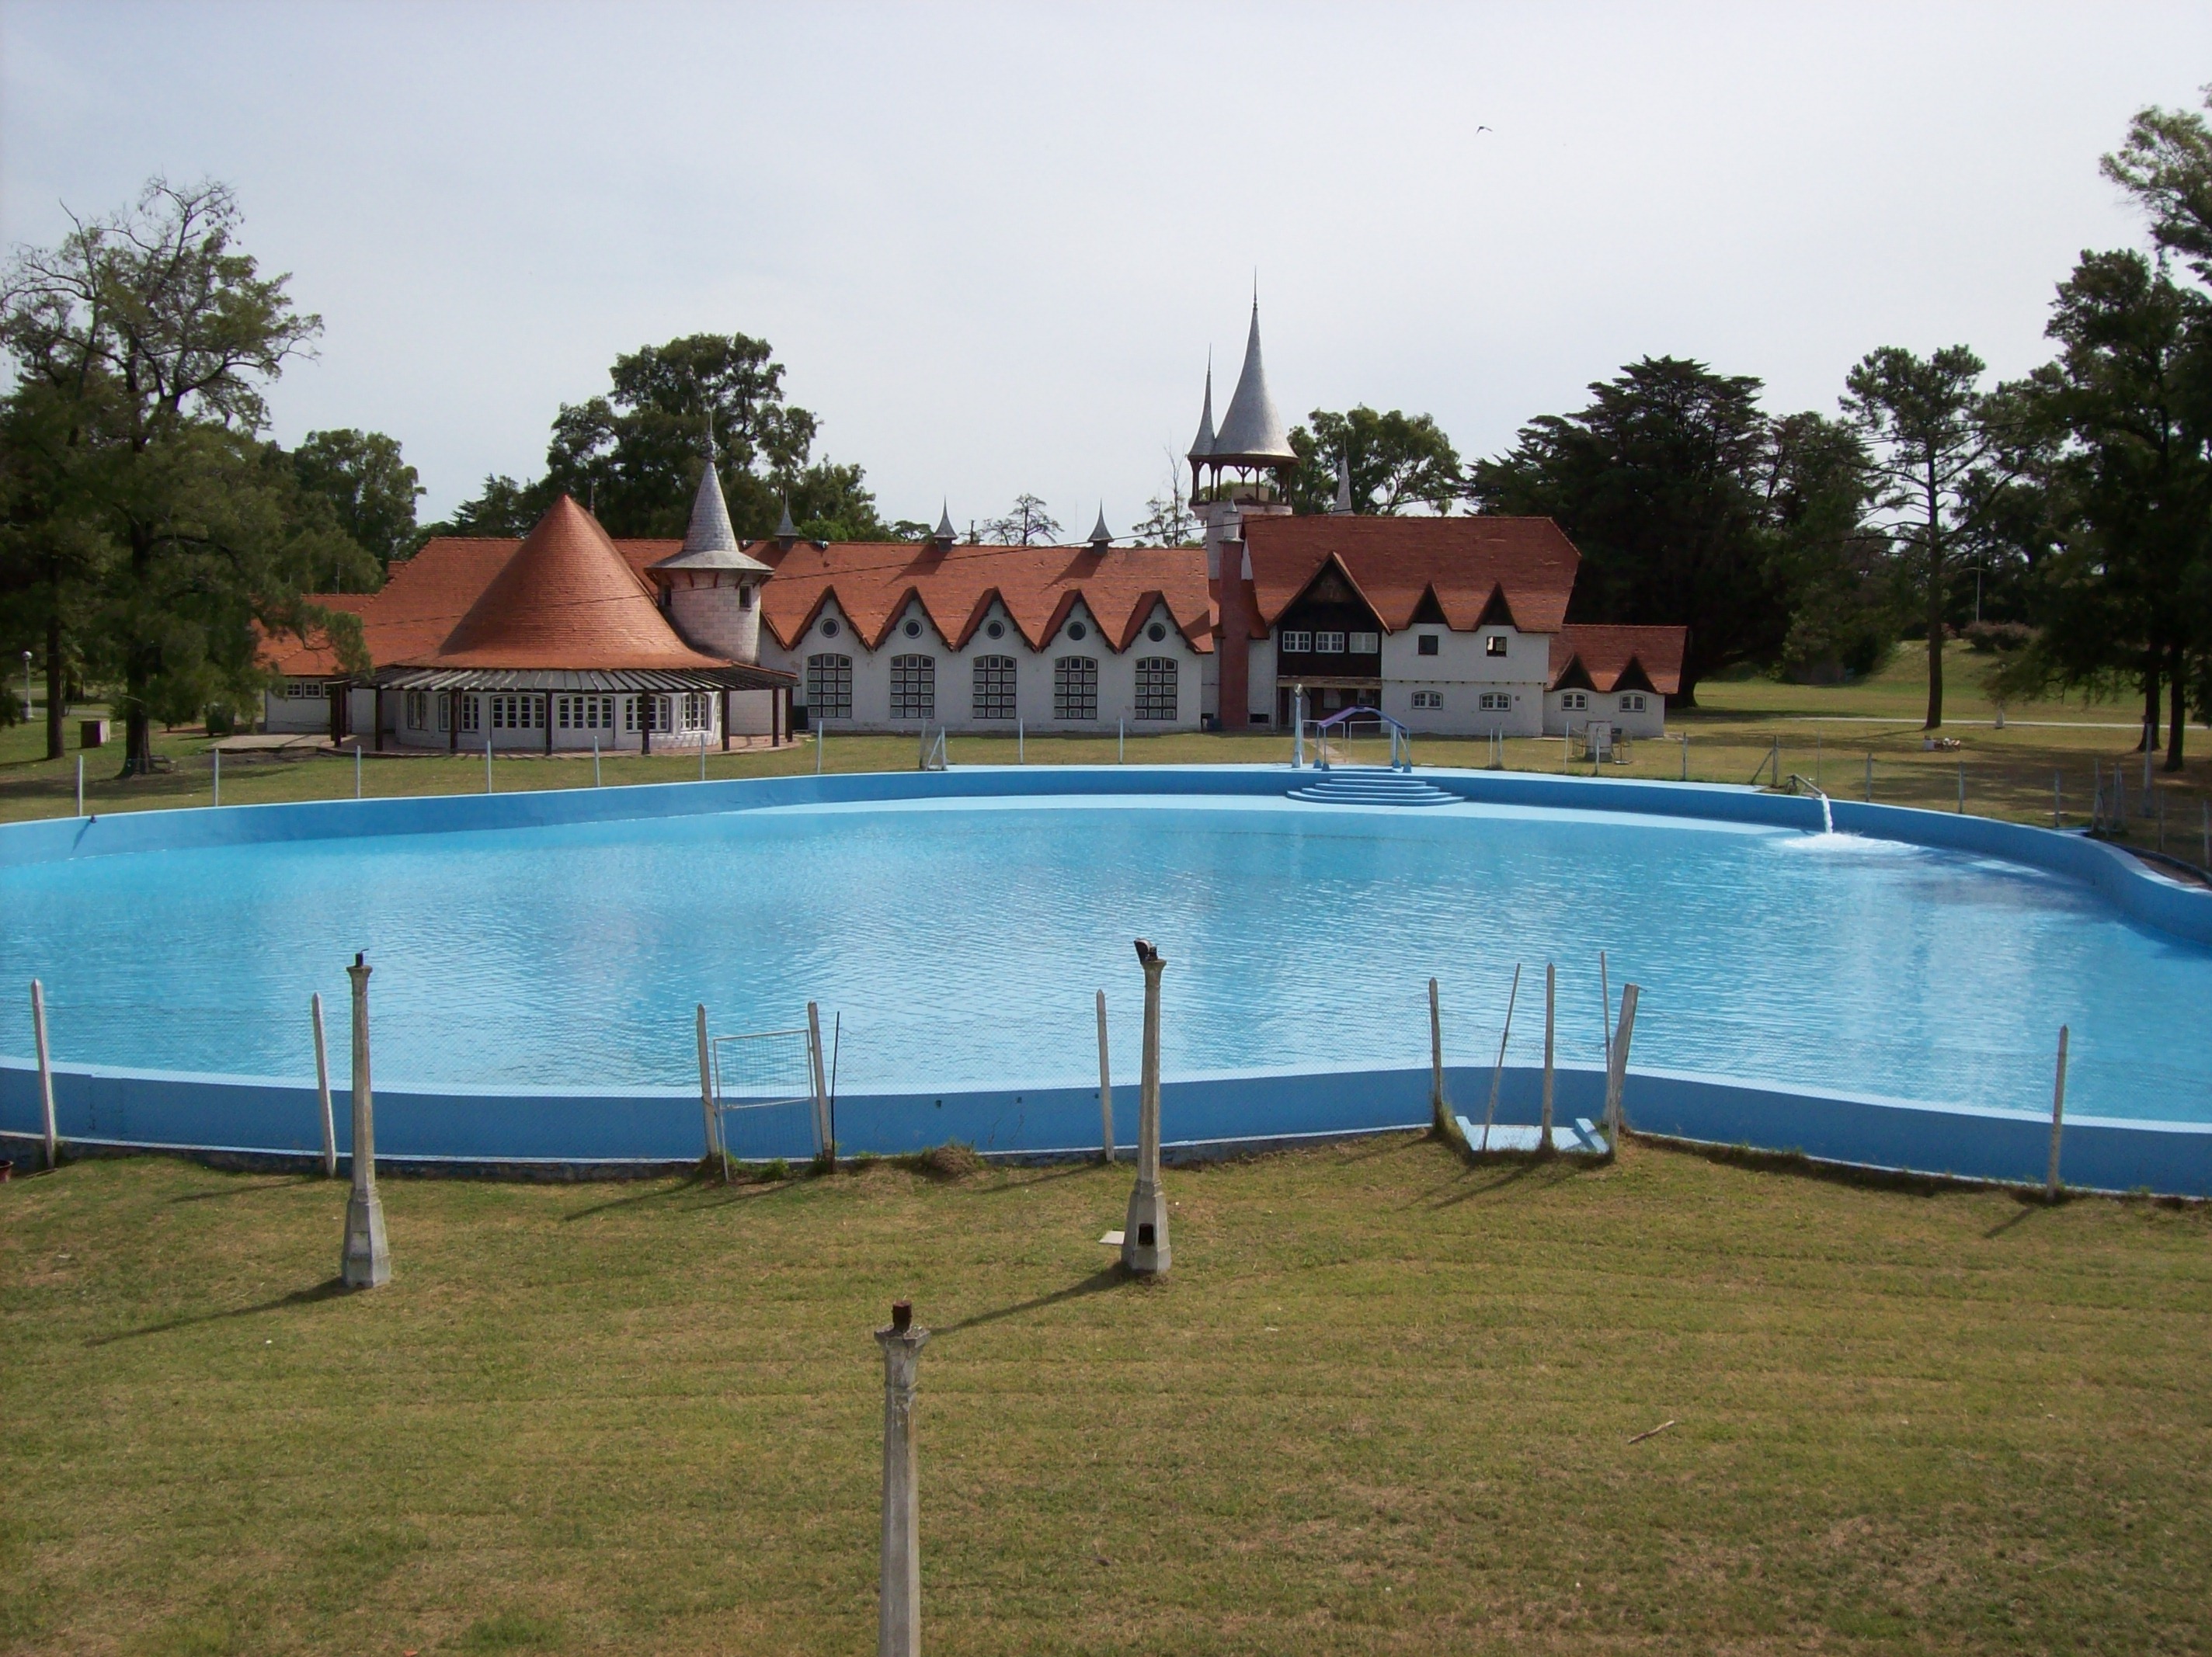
363, 665, 796, 755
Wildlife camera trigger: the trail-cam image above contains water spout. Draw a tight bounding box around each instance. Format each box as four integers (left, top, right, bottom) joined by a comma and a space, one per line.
1817, 790, 1833, 835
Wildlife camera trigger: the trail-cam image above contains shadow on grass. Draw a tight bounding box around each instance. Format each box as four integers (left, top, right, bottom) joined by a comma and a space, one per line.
167, 1175, 324, 1204
89, 1277, 350, 1346
561, 1172, 802, 1222
972, 1160, 1104, 1195
934, 1266, 1129, 1338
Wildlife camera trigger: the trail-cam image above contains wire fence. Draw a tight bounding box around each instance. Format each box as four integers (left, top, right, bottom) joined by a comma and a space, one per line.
4, 971, 2193, 1134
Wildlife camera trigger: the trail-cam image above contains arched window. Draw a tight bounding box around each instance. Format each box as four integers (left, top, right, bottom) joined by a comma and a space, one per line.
807, 653, 853, 721
972, 655, 1016, 721
1134, 657, 1178, 721
891, 654, 936, 721
1053, 655, 1098, 722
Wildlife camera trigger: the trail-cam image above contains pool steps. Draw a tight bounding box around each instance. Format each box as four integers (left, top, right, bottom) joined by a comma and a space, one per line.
1454, 1114, 1612, 1156
1287, 769, 1462, 808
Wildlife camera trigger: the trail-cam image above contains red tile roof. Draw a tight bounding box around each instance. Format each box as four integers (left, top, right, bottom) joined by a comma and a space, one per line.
416, 497, 727, 671
1242, 516, 1580, 634
753, 540, 1216, 655
1549, 624, 1687, 695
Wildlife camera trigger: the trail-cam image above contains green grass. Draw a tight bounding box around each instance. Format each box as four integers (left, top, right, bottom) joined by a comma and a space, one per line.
3, 1143, 2209, 1654
2, 643, 2206, 854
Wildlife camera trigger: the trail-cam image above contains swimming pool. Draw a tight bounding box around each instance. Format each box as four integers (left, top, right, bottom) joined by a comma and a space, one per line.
2, 767, 2209, 1186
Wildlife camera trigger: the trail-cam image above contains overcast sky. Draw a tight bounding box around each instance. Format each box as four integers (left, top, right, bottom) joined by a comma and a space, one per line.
4, 2, 2208, 529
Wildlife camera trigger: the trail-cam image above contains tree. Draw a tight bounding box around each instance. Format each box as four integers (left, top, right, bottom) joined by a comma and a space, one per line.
2000, 252, 2209, 768
1761, 412, 1895, 684
981, 495, 1059, 545
292, 428, 422, 577
0, 179, 367, 773
1469, 358, 1782, 703
1842, 346, 2014, 729
426, 474, 540, 538
1133, 457, 1197, 547
2102, 85, 2212, 281
1288, 407, 1461, 515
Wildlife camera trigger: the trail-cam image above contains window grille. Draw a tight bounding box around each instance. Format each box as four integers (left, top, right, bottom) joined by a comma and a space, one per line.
1314, 631, 1347, 655
890, 654, 936, 721
1281, 629, 1312, 654
1485, 634, 1509, 657
1619, 693, 1647, 713
405, 690, 427, 731
681, 692, 711, 731
458, 695, 480, 732
285, 679, 325, 700
624, 696, 672, 733
806, 653, 853, 721
972, 655, 1016, 721
557, 694, 616, 731
1411, 690, 1443, 710
1134, 657, 1178, 721
1480, 692, 1512, 712
488, 693, 542, 730
1348, 631, 1379, 654
1053, 655, 1098, 721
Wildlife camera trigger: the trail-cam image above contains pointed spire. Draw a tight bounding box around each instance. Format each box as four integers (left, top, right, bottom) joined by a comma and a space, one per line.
1330, 452, 1355, 516
1187, 353, 1216, 463
681, 451, 740, 555
775, 497, 797, 543
932, 502, 956, 545
1089, 505, 1112, 550
1211, 298, 1295, 466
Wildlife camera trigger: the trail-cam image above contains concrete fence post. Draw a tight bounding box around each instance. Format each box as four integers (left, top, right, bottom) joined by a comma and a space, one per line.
806, 1001, 832, 1163
1096, 988, 1115, 1162
875, 1300, 930, 1657
1122, 940, 1170, 1275
312, 992, 336, 1177
2047, 1024, 2068, 1199
1017, 720, 1024, 764
75, 755, 84, 817
212, 747, 221, 807
341, 952, 391, 1289
1602, 983, 1640, 1141
697, 1004, 722, 1179
1598, 950, 1612, 1076
354, 745, 363, 799
1539, 962, 1556, 1152
593, 732, 601, 787
1957, 759, 1966, 815
1428, 977, 1449, 1137
1118, 718, 1125, 763
31, 978, 57, 1170
484, 733, 493, 794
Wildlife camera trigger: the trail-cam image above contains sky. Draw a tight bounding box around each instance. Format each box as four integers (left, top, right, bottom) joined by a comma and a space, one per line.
3, 2, 2209, 529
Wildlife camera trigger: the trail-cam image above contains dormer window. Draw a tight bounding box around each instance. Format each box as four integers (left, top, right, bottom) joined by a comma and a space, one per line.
1485, 634, 1508, 657
1417, 634, 1439, 656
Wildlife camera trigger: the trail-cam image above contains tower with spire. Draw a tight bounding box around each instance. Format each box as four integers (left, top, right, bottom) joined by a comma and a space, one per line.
1186, 295, 1298, 731
647, 446, 771, 663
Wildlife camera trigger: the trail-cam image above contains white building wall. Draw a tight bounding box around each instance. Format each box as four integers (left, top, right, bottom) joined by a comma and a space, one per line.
1245, 637, 1276, 724
1542, 687, 1667, 740
262, 683, 332, 735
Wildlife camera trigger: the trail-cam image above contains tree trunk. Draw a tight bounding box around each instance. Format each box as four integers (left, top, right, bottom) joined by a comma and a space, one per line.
2137, 664, 2159, 753
1922, 558, 1945, 731
2167, 641, 2186, 772
44, 613, 64, 762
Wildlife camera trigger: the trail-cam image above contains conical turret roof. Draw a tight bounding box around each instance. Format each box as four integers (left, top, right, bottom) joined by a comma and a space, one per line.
1210, 301, 1295, 467
433, 496, 732, 669
775, 498, 798, 540
1331, 454, 1355, 515
933, 502, 956, 544
1187, 359, 1216, 462
1090, 506, 1112, 548
650, 461, 770, 574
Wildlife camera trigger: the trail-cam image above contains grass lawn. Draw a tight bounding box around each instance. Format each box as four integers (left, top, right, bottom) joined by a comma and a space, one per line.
2, 1142, 2208, 1655
2, 642, 2206, 856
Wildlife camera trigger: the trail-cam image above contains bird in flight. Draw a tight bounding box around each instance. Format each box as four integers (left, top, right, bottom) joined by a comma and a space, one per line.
1476, 125, 1493, 133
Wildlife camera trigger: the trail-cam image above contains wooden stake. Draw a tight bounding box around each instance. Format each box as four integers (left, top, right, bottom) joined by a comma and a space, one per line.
1428, 977, 1449, 1137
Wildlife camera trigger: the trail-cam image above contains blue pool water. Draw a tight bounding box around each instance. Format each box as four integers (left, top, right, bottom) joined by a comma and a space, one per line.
2, 795, 2208, 1122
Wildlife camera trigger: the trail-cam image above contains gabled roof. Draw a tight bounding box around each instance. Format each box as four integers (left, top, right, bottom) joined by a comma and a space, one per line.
423, 497, 729, 671
1548, 624, 1686, 695
755, 540, 1216, 655
1243, 516, 1581, 634
1209, 301, 1295, 466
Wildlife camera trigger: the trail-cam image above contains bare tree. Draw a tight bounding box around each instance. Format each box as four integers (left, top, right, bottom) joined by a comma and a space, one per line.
980, 494, 1059, 545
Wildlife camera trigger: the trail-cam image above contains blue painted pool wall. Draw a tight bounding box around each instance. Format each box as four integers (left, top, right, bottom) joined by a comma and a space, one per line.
5, 763, 2204, 943
9, 1055, 2208, 1195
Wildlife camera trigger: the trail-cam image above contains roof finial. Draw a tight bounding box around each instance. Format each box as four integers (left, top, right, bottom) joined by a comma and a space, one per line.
933, 501, 955, 546
1090, 505, 1112, 550
704, 405, 715, 460
775, 497, 797, 544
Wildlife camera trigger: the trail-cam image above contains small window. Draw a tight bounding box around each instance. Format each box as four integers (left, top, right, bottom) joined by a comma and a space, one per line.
1620, 693, 1647, 713
458, 695, 480, 732
890, 654, 936, 721
739, 583, 754, 610
284, 679, 325, 700
1135, 657, 1178, 721
1417, 634, 1439, 657
1281, 629, 1312, 654
986, 620, 1006, 641
1479, 691, 1512, 712
819, 617, 840, 637
903, 618, 923, 639
1067, 620, 1087, 641
1485, 634, 1509, 657
1314, 631, 1347, 655
1348, 630, 1379, 654
972, 655, 1016, 721
807, 653, 854, 721
1410, 690, 1442, 710
1053, 655, 1099, 721
1147, 621, 1167, 643
1560, 690, 1589, 711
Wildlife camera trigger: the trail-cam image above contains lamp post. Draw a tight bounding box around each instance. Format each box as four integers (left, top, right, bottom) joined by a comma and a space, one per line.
1121, 939, 1170, 1276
